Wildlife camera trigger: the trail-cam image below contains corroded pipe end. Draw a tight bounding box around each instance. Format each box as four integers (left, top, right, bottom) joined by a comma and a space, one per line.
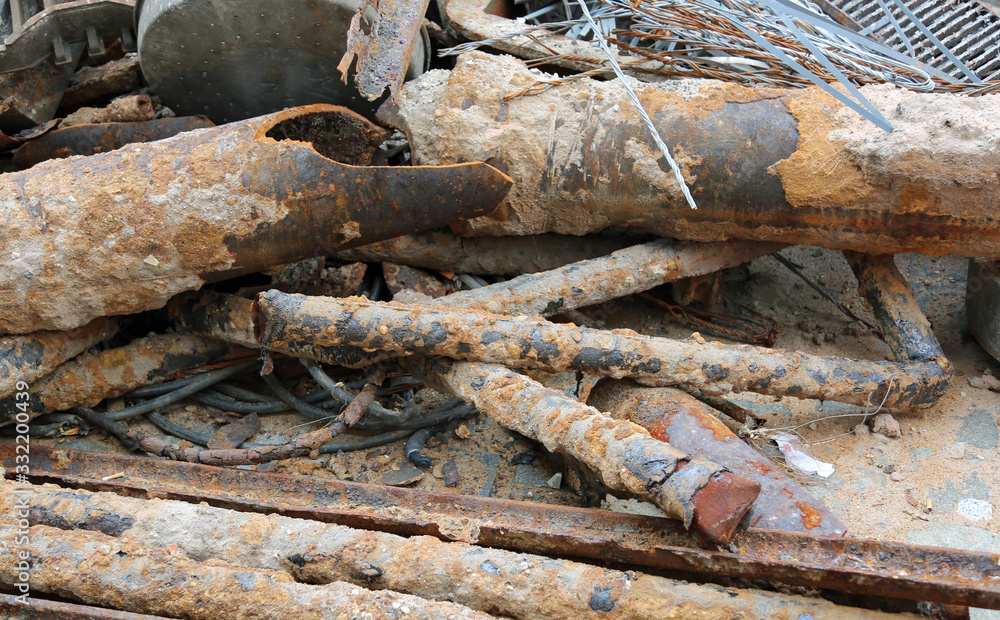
688, 468, 760, 545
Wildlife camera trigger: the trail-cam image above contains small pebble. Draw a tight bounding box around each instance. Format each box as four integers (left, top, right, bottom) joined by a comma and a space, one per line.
890, 471, 904, 482
547, 473, 562, 489
443, 458, 460, 487
940, 442, 966, 460
455, 424, 471, 439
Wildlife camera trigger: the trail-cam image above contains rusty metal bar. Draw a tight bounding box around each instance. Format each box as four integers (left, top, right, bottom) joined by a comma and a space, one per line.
8, 445, 999, 609
253, 293, 951, 409
430, 238, 782, 317
409, 359, 760, 544
13, 116, 216, 169
0, 104, 511, 336
0, 334, 230, 425
382, 52, 1000, 258
0, 521, 493, 620
335, 230, 641, 275
0, 593, 171, 619
0, 317, 117, 399
5, 481, 906, 619
338, 0, 430, 100
587, 379, 847, 535
846, 252, 948, 364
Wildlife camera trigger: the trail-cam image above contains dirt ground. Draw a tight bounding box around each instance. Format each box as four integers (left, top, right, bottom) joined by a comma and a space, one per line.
27, 244, 1000, 606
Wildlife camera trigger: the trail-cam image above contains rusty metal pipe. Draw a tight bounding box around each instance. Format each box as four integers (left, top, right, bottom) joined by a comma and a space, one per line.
168, 291, 379, 368
0, 104, 510, 335
846, 252, 948, 364
8, 445, 998, 609
0, 334, 231, 425
183, 237, 778, 368
253, 293, 950, 409
431, 238, 781, 317
0, 521, 494, 620
12, 116, 216, 169
383, 52, 1000, 258
0, 593, 172, 619
587, 379, 847, 535
408, 358, 759, 544
0, 317, 117, 399
335, 229, 641, 275
4, 481, 906, 619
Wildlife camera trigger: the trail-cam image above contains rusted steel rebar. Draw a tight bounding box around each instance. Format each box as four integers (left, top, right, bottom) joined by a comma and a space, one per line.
6, 482, 904, 619
336, 230, 640, 275
588, 379, 847, 535
253, 293, 950, 409
11, 445, 999, 609
383, 52, 1000, 258
0, 521, 493, 620
409, 359, 759, 544
0, 593, 171, 620
0, 317, 117, 399
0, 104, 510, 335
13, 116, 216, 169
845, 252, 948, 364
434, 238, 781, 317
0, 334, 230, 424
168, 291, 378, 368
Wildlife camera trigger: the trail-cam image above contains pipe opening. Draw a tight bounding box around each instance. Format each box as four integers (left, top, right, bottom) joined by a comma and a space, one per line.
265, 110, 388, 166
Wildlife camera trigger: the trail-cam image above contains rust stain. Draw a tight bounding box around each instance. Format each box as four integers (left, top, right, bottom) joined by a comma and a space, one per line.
796, 501, 824, 529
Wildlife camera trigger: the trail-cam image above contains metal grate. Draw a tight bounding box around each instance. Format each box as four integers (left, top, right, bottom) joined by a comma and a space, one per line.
829, 0, 1000, 81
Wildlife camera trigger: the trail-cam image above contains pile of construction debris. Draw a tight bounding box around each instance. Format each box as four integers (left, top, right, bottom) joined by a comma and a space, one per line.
0, 0, 998, 618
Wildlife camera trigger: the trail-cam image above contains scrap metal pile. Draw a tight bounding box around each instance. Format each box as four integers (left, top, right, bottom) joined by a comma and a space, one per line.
0, 0, 999, 617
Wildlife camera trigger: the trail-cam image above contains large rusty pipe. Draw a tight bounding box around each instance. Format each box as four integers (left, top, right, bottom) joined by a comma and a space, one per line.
383, 52, 1000, 258
0, 103, 510, 335
410, 358, 760, 544
5, 481, 903, 619
587, 379, 847, 535
252, 293, 950, 409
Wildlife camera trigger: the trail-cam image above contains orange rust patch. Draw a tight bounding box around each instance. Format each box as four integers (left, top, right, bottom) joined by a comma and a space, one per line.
796, 501, 823, 529
771, 89, 874, 212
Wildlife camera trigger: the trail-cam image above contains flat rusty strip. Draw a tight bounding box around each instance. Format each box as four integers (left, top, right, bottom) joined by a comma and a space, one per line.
13, 116, 215, 168
9, 445, 1000, 609
0, 594, 171, 619
337, 0, 431, 100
